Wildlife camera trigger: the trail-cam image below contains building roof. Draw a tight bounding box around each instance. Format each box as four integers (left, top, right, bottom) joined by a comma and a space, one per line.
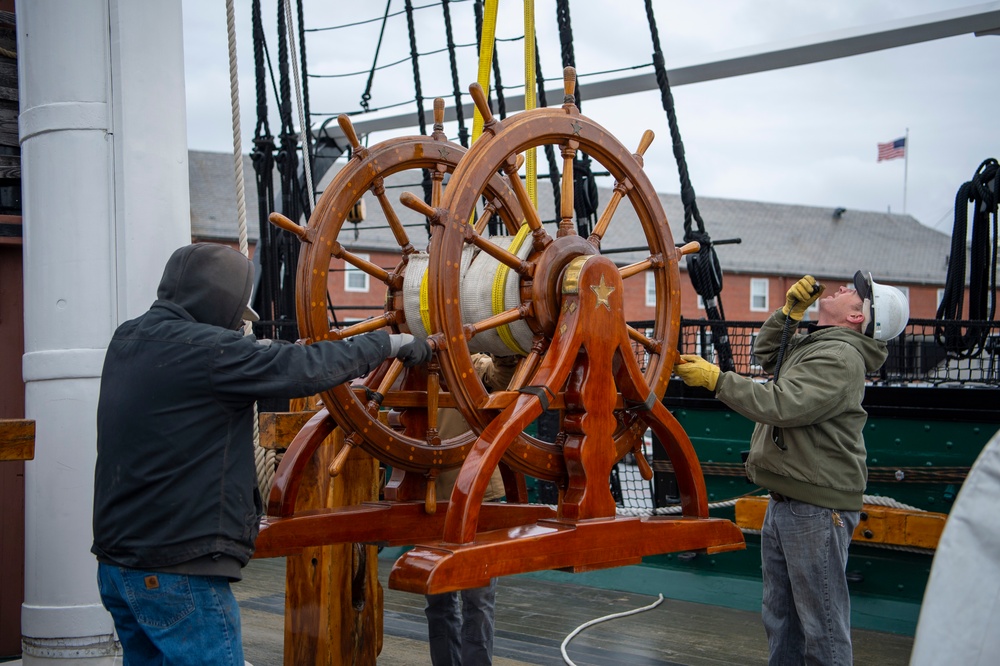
189, 150, 262, 242
189, 150, 953, 286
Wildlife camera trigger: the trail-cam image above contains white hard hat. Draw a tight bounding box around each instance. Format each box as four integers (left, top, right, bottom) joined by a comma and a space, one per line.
854, 271, 909, 340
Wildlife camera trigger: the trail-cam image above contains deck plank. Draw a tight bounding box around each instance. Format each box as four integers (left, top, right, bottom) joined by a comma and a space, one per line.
235, 556, 913, 665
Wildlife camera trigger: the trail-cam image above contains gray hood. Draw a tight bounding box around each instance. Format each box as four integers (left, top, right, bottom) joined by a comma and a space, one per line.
156, 243, 254, 330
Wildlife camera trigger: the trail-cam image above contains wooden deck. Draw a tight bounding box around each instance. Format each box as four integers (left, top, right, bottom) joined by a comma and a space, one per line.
235, 556, 914, 665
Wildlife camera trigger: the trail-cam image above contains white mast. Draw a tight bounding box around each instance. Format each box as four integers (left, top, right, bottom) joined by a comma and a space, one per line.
17, 1, 190, 662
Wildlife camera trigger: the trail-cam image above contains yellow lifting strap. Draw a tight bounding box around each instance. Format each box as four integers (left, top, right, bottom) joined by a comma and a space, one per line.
470, 0, 499, 145
441, 0, 535, 356
470, 0, 537, 207
493, 225, 531, 355
522, 0, 537, 209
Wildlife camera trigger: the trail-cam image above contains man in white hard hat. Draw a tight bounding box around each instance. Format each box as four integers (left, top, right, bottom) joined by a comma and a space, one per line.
673, 271, 909, 666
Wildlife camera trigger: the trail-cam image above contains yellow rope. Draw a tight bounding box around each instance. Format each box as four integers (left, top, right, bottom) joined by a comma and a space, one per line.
523, 0, 537, 208
470, 0, 500, 145
493, 226, 531, 355
419, 267, 432, 335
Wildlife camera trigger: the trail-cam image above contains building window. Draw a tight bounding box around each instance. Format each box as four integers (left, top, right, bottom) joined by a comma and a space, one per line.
645, 271, 656, 307
750, 278, 769, 312
344, 253, 370, 293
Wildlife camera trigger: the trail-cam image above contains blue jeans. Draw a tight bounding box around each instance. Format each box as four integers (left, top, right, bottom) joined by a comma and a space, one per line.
761, 498, 860, 666
97, 563, 244, 666
424, 578, 497, 666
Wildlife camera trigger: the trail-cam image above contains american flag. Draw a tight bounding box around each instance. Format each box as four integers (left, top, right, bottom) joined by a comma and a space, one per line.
877, 137, 906, 162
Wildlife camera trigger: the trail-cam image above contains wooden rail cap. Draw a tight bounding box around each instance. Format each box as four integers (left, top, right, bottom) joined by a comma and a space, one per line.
0, 419, 35, 461
735, 496, 947, 550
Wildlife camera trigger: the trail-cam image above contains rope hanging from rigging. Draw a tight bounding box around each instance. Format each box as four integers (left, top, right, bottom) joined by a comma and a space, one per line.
403, 0, 434, 232
441, 0, 469, 147
229, 0, 271, 499
642, 0, 735, 372
360, 0, 392, 112
935, 158, 999, 358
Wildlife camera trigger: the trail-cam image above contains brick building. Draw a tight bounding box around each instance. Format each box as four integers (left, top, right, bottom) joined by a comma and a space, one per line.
189, 150, 952, 330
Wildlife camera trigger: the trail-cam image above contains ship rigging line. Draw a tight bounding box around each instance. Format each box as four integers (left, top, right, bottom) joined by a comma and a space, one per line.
935, 158, 999, 358
643, 0, 736, 373
226, 0, 271, 498
403, 0, 434, 223
359, 0, 391, 111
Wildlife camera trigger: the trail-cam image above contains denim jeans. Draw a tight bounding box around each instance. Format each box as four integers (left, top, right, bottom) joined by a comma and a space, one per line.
760, 497, 860, 666
424, 578, 497, 666
97, 563, 244, 666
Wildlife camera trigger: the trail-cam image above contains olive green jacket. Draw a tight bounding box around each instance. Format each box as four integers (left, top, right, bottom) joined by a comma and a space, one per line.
714, 309, 888, 510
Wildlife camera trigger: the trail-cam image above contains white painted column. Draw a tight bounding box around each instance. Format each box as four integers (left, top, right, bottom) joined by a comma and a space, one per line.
17, 1, 190, 662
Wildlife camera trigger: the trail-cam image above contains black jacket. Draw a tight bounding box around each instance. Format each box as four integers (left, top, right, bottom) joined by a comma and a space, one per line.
92, 244, 390, 573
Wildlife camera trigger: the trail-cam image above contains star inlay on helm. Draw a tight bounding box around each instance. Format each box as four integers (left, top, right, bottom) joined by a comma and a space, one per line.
437, 147, 450, 160
590, 275, 615, 311
570, 121, 582, 136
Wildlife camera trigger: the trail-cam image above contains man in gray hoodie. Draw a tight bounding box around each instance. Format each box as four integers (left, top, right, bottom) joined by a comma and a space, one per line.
93, 243, 432, 665
674, 272, 908, 666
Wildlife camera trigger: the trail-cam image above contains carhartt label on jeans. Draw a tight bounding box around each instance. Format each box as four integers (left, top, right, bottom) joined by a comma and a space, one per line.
144, 575, 159, 590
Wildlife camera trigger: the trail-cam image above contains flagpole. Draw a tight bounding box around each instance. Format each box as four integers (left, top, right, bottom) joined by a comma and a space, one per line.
903, 127, 909, 214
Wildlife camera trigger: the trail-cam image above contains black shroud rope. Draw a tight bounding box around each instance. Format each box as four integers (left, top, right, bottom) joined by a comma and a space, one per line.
403, 0, 434, 233
643, 0, 734, 372
359, 0, 392, 112
442, 0, 469, 147
554, 0, 598, 236
534, 36, 562, 217
935, 158, 999, 358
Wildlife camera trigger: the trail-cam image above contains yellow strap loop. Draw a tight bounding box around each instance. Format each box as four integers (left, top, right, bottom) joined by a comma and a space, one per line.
419, 267, 432, 335
493, 225, 531, 355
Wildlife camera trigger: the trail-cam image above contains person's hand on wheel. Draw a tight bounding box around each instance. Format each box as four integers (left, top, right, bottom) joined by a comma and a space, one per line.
388, 333, 433, 368
673, 354, 720, 391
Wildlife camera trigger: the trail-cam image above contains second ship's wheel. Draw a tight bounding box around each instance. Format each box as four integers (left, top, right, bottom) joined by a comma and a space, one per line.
271, 99, 525, 485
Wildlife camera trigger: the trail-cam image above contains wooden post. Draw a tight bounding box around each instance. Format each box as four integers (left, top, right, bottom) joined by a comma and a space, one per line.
281, 424, 383, 665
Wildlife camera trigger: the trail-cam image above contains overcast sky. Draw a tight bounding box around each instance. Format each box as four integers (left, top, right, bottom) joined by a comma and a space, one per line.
181, 1, 999, 236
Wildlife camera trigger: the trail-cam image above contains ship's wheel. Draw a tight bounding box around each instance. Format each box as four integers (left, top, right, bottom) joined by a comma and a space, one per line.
265, 99, 533, 518
404, 72, 682, 485
258, 72, 744, 587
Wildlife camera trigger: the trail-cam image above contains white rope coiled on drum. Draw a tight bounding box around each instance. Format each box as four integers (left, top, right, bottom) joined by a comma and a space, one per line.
400, 233, 534, 357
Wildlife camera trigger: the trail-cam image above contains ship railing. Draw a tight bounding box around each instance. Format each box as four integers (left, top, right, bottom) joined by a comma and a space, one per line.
626, 317, 1000, 388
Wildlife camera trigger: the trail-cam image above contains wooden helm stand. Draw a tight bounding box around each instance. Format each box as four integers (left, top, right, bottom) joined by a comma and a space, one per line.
256, 70, 744, 594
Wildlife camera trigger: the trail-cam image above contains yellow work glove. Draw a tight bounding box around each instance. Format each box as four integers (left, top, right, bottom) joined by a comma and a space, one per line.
781, 275, 825, 320
673, 354, 720, 391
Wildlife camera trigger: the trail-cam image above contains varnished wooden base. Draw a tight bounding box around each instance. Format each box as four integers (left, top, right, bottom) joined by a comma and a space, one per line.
254, 501, 558, 558
388, 515, 745, 594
